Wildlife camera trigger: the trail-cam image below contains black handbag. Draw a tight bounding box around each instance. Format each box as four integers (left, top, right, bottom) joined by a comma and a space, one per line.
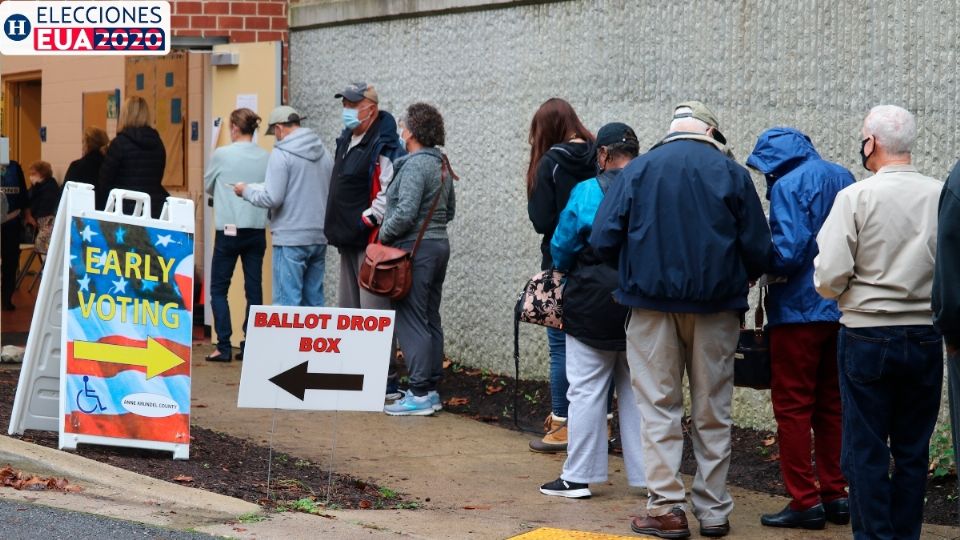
734, 287, 771, 390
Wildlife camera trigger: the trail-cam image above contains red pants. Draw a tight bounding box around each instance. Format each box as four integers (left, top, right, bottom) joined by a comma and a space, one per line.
769, 322, 847, 509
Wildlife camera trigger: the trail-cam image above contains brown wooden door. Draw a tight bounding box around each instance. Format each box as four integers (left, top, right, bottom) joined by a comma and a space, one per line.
14, 80, 42, 170
124, 52, 187, 189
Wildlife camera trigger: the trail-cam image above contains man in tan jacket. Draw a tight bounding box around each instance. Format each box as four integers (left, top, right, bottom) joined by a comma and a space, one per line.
813, 104, 942, 540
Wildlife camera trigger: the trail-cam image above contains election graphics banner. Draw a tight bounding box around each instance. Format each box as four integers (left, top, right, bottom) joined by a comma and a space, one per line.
0, 1, 171, 56
238, 307, 395, 412
8, 183, 194, 459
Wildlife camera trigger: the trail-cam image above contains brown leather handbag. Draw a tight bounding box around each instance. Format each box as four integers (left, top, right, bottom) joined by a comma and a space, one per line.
358, 156, 454, 300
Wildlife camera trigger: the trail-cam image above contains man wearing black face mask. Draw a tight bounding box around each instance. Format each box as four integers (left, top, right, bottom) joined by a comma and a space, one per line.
325, 82, 406, 399
815, 105, 942, 540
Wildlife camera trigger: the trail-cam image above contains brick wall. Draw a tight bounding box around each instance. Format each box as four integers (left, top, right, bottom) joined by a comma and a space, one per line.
170, 0, 289, 102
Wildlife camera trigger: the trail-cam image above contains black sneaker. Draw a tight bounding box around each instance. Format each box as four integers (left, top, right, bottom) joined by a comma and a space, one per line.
539, 477, 591, 499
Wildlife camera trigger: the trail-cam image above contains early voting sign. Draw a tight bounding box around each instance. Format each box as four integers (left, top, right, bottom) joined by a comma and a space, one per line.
9, 183, 194, 459
238, 307, 394, 411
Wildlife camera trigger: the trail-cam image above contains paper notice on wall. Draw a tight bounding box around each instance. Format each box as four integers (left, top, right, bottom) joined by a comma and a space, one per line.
236, 94, 258, 144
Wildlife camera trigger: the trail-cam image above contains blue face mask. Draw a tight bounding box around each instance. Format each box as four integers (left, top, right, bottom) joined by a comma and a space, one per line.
342, 108, 362, 130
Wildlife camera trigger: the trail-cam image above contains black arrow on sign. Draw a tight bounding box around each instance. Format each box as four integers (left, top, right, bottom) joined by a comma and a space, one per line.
268, 361, 364, 400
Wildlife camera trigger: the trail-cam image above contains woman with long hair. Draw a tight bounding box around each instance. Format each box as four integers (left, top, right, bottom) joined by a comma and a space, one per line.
98, 96, 168, 218
526, 98, 595, 453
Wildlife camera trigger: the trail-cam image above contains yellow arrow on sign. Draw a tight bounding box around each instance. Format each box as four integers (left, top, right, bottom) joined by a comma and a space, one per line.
73, 338, 185, 379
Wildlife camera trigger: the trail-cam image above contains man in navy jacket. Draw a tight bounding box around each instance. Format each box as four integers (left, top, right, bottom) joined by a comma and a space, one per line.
591, 101, 770, 539
747, 128, 853, 529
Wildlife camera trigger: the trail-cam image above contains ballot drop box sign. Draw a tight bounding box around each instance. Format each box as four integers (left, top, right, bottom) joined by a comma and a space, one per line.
8, 183, 195, 459
238, 307, 394, 411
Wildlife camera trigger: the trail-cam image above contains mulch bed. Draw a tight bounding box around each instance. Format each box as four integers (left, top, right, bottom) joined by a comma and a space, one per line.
436, 360, 959, 527
0, 366, 408, 512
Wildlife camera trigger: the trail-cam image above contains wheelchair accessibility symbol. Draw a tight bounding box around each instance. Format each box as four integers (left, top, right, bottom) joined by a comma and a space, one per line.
76, 375, 107, 413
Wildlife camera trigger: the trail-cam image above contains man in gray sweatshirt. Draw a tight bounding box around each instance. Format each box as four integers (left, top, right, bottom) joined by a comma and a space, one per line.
234, 106, 333, 306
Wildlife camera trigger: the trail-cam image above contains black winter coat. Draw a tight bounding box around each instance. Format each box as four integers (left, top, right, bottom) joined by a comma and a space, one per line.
933, 160, 960, 348
527, 141, 595, 270
64, 151, 105, 187
98, 127, 168, 218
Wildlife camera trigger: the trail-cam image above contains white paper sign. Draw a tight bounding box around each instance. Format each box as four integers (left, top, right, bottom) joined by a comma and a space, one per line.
235, 94, 258, 144
237, 306, 394, 411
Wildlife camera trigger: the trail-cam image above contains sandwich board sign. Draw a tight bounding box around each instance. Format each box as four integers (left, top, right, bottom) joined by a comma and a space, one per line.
8, 182, 194, 459
238, 306, 394, 411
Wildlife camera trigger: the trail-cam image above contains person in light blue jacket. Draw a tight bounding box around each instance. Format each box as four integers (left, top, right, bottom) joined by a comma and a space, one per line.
538, 122, 646, 500
204, 108, 269, 362
746, 127, 854, 530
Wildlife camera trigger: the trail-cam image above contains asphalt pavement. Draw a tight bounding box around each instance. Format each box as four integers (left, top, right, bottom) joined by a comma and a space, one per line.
0, 499, 214, 539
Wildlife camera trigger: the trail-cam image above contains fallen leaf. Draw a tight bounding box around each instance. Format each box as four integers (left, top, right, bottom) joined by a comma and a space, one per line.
463, 505, 491, 510
442, 358, 452, 369
484, 385, 504, 395
445, 397, 469, 406
172, 475, 194, 483
764, 453, 780, 463
762, 435, 776, 447
195, 404, 208, 408
464, 368, 482, 376
358, 500, 372, 509
0, 467, 81, 493
232, 528, 247, 533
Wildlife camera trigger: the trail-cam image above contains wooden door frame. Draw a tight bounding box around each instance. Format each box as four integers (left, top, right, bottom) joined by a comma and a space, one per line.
2, 70, 42, 162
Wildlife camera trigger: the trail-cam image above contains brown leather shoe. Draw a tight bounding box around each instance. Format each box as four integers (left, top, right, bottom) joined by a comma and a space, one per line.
630, 507, 691, 539
528, 414, 568, 453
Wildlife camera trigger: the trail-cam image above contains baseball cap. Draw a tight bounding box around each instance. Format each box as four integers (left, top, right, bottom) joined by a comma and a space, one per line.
595, 122, 638, 148
673, 100, 726, 144
265, 105, 304, 135
334, 82, 379, 104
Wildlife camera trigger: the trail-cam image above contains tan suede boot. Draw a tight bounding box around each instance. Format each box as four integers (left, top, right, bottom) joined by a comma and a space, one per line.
529, 413, 568, 453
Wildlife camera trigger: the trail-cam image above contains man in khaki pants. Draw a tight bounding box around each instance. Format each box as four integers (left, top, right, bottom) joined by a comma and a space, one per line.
591, 101, 770, 539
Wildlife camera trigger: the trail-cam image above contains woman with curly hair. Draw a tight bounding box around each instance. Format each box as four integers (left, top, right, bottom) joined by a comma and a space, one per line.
381, 103, 457, 416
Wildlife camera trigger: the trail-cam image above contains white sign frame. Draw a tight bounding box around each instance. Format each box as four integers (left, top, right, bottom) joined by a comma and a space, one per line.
8, 183, 194, 460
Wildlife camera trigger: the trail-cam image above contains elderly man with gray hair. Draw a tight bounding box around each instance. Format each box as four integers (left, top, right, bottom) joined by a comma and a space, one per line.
591, 101, 770, 538
814, 104, 942, 540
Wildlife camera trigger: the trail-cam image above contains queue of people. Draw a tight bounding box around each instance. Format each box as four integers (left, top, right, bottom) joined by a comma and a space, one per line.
520, 98, 959, 540
16, 84, 955, 538
218, 85, 458, 421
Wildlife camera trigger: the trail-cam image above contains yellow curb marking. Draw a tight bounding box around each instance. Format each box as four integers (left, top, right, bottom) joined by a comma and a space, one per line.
510, 527, 654, 539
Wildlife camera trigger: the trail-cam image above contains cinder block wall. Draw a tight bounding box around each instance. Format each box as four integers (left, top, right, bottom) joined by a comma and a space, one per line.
289, 0, 958, 430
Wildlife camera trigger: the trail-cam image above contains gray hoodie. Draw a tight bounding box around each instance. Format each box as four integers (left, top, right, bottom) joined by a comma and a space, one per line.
242, 127, 333, 246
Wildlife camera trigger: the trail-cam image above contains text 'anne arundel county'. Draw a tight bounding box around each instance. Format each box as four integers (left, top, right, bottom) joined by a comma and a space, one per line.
253, 313, 392, 354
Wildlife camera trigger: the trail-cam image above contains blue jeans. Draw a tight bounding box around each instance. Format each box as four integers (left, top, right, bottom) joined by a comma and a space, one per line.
210, 229, 265, 355
838, 325, 943, 540
272, 244, 326, 307
547, 327, 569, 418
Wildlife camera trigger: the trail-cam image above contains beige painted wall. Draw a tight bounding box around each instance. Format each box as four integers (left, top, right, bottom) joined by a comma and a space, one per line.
209, 41, 281, 348
1, 56, 124, 181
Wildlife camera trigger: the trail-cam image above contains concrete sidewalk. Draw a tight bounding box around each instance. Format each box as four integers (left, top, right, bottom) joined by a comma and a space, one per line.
189, 349, 959, 539
0, 350, 956, 539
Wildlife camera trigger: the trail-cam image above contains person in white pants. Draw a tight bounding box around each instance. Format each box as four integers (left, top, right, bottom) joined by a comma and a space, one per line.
538, 123, 645, 499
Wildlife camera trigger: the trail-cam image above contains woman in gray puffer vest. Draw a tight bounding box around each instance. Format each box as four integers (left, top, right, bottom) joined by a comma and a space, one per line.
381, 103, 456, 416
